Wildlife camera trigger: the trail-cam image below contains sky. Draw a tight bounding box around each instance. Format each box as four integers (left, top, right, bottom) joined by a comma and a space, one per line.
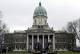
0, 0, 80, 46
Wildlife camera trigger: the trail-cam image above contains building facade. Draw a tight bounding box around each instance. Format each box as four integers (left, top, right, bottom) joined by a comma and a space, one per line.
4, 2, 76, 52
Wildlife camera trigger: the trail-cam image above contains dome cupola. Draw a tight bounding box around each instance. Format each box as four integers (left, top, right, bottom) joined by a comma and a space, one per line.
33, 2, 47, 17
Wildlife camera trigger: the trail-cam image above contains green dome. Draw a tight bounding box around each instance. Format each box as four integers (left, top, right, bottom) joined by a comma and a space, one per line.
33, 2, 47, 17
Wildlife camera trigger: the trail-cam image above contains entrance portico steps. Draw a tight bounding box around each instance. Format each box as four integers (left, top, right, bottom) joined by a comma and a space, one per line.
32, 51, 57, 54
13, 49, 26, 51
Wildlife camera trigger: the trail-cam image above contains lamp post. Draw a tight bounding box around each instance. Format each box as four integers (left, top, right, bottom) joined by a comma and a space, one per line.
0, 44, 2, 54
6, 47, 8, 54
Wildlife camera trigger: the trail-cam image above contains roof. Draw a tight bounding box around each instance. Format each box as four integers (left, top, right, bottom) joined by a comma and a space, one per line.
33, 2, 47, 17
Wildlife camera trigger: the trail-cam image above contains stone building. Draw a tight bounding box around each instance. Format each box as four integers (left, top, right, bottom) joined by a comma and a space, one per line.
4, 2, 76, 52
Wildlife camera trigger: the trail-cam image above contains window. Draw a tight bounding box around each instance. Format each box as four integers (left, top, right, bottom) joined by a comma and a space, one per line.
38, 26, 43, 28
41, 26, 43, 28
45, 20, 46, 24
35, 19, 36, 24
38, 26, 40, 28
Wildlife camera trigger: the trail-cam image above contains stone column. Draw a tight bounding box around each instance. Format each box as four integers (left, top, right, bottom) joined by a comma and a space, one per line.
27, 35, 29, 50
15, 45, 16, 50
18, 45, 20, 50
15, 39, 16, 50
53, 34, 55, 51
43, 35, 44, 48
37, 35, 39, 42
32, 35, 34, 50
19, 45, 21, 50
48, 35, 50, 42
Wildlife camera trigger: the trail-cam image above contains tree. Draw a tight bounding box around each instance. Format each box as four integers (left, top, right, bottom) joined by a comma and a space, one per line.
66, 19, 80, 41
0, 11, 8, 48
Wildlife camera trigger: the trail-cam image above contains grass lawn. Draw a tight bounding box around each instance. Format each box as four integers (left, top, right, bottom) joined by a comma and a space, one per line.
58, 51, 80, 54
1, 51, 30, 54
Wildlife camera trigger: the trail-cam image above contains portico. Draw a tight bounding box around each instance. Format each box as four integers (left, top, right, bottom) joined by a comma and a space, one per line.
26, 33, 55, 51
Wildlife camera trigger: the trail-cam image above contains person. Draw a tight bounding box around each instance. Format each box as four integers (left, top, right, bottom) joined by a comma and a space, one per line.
41, 43, 48, 54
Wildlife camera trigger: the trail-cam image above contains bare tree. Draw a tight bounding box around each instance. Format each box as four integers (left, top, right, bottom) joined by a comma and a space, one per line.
0, 11, 8, 48
66, 19, 80, 41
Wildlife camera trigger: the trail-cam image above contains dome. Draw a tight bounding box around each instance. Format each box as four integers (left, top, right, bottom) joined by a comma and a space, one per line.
33, 2, 47, 17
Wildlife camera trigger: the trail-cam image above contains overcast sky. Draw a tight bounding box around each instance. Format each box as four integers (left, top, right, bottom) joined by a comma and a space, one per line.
0, 0, 80, 46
